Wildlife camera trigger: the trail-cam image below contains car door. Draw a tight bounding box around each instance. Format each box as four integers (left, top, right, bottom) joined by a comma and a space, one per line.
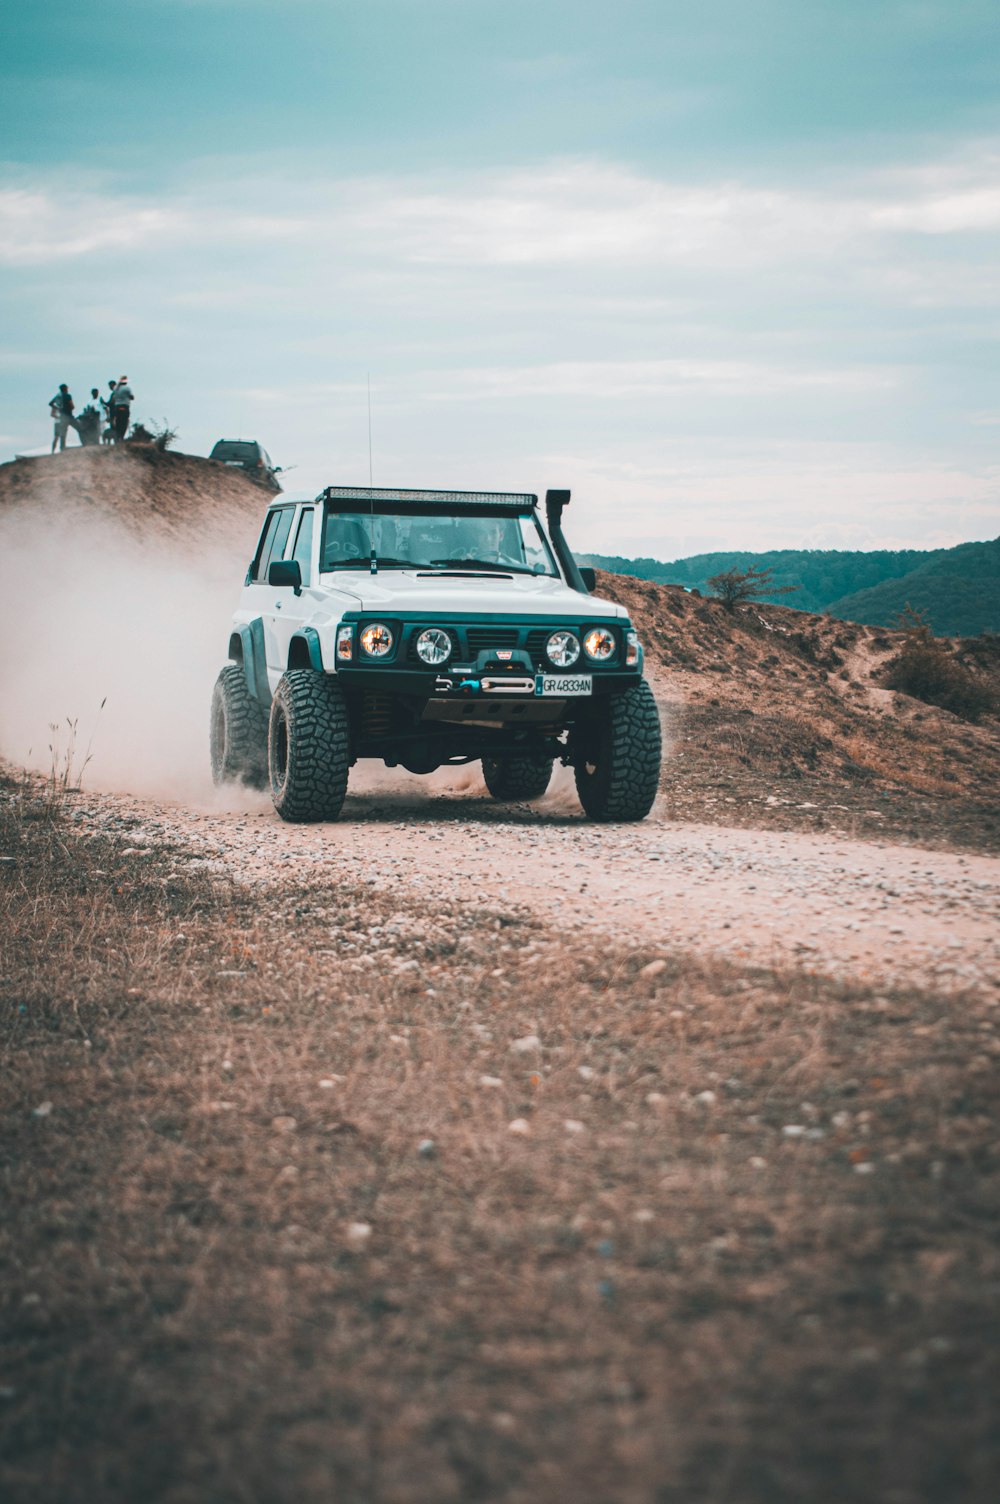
252, 505, 295, 684
266, 507, 314, 685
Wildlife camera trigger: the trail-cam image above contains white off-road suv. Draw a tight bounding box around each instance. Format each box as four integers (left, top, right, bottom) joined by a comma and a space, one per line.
210, 486, 661, 821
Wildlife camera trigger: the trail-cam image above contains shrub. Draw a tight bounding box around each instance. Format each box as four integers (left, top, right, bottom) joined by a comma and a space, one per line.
885, 608, 995, 722
127, 420, 177, 451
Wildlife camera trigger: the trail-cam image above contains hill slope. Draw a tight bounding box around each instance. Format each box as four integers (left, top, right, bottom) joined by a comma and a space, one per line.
0, 445, 268, 553
580, 540, 999, 634
579, 546, 943, 612
595, 571, 1000, 849
827, 538, 1000, 636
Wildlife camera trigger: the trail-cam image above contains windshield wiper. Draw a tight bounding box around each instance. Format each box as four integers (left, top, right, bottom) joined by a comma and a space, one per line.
428, 557, 535, 575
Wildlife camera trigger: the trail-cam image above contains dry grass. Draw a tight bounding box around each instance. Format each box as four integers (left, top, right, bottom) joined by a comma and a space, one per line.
3, 777, 1000, 1503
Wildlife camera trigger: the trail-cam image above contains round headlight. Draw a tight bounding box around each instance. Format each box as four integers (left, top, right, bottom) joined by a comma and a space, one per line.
416, 627, 452, 666
360, 622, 394, 657
546, 630, 580, 668
583, 627, 615, 661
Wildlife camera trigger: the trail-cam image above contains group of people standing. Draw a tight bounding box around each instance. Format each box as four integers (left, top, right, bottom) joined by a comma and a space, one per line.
48, 377, 134, 452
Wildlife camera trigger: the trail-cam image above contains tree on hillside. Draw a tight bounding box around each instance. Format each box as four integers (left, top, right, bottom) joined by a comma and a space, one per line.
708, 565, 798, 612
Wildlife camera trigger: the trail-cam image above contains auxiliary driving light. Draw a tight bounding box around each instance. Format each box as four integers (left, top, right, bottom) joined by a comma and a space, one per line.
336, 624, 354, 661
416, 627, 452, 666
360, 622, 394, 657
546, 630, 580, 668
583, 627, 615, 661
626, 629, 639, 666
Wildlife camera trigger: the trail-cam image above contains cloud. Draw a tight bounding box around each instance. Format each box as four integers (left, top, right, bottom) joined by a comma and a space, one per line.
6, 148, 999, 274
411, 359, 900, 401
0, 188, 187, 265
873, 187, 1000, 235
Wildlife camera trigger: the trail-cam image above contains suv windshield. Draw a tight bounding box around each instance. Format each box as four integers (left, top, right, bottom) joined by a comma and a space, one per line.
320, 509, 558, 576
212, 442, 259, 463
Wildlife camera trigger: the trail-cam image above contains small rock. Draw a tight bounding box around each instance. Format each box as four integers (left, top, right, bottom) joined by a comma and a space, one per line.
272, 1115, 297, 1133
510, 1033, 541, 1054
577, 1065, 595, 1081
346, 1221, 372, 1249
564, 1119, 585, 1134
507, 1118, 531, 1136
693, 1090, 716, 1106
32, 1102, 53, 1118
639, 959, 668, 979
417, 1138, 436, 1158
633, 1208, 655, 1223
782, 1124, 806, 1138
479, 1074, 503, 1088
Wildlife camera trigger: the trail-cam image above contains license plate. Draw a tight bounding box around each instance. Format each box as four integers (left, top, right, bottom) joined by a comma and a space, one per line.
536, 674, 592, 697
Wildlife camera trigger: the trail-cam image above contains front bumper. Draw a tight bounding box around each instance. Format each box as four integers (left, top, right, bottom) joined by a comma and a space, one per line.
332, 664, 643, 698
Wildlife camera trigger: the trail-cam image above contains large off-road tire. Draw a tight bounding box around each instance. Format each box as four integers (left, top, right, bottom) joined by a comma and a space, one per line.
268, 670, 350, 823
482, 751, 554, 802
574, 681, 661, 821
210, 664, 269, 789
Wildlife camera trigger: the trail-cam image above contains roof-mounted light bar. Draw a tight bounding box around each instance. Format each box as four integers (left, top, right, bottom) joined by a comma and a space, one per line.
318, 486, 537, 509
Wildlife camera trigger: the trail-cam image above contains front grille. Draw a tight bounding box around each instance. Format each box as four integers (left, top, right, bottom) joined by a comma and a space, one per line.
465, 627, 520, 653
526, 629, 549, 662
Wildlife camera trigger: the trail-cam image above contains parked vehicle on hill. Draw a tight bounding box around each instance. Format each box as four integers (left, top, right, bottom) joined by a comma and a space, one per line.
210, 485, 662, 822
209, 439, 281, 490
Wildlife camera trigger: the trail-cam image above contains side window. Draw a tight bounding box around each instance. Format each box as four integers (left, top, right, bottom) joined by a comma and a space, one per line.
292, 509, 314, 586
258, 509, 294, 582
251, 510, 282, 582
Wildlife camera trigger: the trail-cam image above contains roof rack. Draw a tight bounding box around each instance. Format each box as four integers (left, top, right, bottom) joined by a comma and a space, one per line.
318, 486, 537, 510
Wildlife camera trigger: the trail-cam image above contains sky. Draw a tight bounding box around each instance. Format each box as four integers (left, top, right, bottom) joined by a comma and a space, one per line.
2, 0, 999, 558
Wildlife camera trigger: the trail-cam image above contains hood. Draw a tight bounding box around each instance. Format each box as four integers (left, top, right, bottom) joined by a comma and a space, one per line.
319, 568, 626, 619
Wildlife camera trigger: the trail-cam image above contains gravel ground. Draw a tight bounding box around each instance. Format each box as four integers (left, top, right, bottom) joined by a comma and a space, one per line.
62, 765, 1000, 996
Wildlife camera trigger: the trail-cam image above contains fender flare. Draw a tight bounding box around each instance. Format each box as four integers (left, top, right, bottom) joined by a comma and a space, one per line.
288, 628, 325, 672
231, 619, 271, 706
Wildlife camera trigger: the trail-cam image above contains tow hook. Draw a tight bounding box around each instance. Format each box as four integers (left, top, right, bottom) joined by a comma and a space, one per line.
434, 676, 482, 696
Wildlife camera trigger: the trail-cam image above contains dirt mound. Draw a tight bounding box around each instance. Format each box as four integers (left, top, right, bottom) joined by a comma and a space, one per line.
598, 572, 1000, 849
0, 445, 268, 553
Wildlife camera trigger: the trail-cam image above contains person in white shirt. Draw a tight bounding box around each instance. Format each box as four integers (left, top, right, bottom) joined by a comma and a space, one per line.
109, 376, 134, 442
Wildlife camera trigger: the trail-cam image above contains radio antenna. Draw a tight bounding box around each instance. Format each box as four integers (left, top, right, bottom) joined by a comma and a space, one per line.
367, 373, 377, 575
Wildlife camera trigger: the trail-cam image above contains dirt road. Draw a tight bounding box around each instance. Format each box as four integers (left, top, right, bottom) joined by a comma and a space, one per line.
67, 769, 1000, 995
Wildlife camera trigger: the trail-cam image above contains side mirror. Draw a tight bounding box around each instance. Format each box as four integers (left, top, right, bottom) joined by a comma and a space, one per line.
579, 566, 596, 593
269, 559, 302, 595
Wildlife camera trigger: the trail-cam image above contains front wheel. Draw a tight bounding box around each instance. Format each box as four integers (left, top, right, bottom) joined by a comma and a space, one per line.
573, 682, 661, 821
269, 670, 351, 822
482, 751, 553, 802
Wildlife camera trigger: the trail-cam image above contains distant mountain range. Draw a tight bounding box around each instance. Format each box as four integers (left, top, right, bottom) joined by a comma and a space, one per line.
578, 539, 1000, 637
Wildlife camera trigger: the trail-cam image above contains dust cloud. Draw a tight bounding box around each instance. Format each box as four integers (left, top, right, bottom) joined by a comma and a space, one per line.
0, 506, 245, 801
0, 506, 489, 807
